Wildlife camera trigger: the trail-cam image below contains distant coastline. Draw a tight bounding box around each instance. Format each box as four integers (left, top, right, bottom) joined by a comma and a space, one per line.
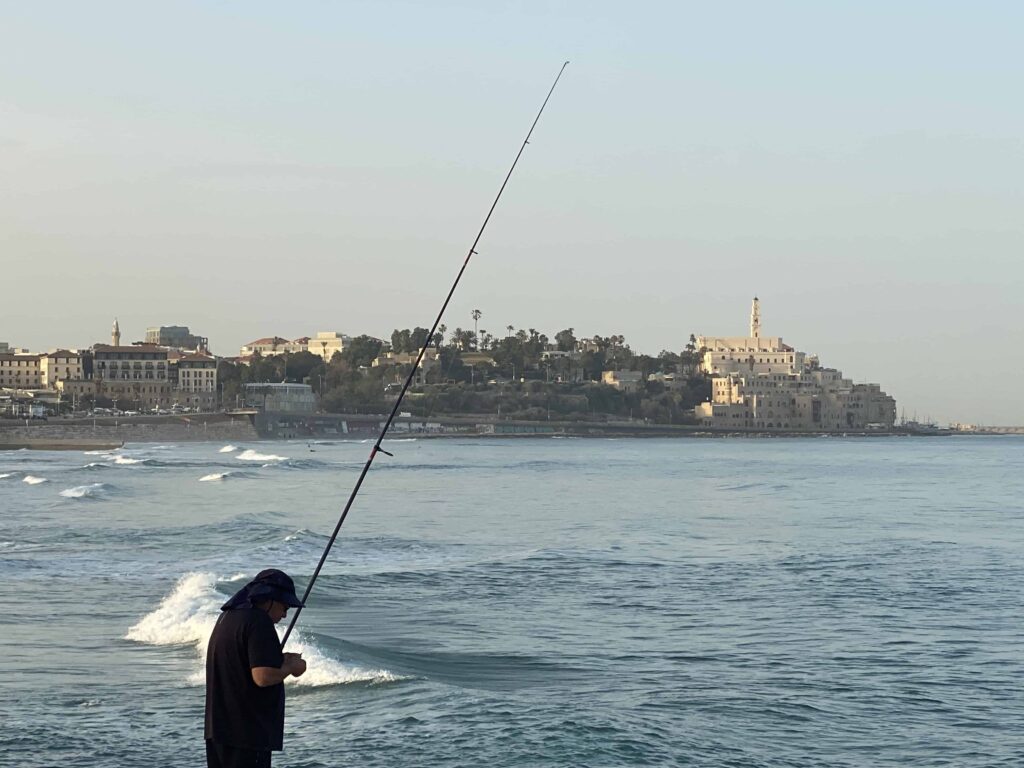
0, 411, 971, 450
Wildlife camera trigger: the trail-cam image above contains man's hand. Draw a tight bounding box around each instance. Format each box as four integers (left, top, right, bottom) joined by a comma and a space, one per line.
283, 652, 307, 678
252, 653, 307, 686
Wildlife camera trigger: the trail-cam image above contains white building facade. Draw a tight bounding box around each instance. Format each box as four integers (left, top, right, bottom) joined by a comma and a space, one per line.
308, 331, 351, 362
240, 337, 308, 357
40, 350, 84, 388
174, 353, 218, 410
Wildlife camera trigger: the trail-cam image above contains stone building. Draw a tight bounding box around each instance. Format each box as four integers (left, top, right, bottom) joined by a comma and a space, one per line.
40, 350, 83, 388
694, 298, 896, 431
308, 331, 351, 362
173, 353, 218, 410
0, 353, 42, 389
601, 370, 643, 392
372, 348, 439, 385
92, 342, 171, 409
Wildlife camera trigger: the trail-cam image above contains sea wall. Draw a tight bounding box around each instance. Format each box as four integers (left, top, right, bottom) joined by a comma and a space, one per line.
0, 416, 259, 446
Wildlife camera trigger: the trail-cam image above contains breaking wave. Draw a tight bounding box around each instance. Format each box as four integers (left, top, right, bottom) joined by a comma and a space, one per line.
83, 449, 118, 456
0, 473, 13, 480
60, 483, 109, 499
199, 472, 232, 482
126, 572, 403, 688
236, 449, 287, 462
219, 445, 239, 454
22, 475, 47, 485
113, 456, 145, 465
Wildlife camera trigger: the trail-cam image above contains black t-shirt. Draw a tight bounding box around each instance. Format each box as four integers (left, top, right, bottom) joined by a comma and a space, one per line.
204, 605, 286, 751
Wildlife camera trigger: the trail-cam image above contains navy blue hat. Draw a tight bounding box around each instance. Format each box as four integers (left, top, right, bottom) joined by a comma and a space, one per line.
222, 568, 304, 611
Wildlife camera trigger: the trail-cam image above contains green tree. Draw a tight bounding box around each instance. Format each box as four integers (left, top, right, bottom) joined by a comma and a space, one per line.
410, 326, 431, 352
284, 351, 325, 383
471, 309, 482, 348
579, 349, 606, 381
555, 328, 576, 352
657, 350, 681, 373
341, 335, 384, 367
248, 351, 283, 383
391, 329, 412, 354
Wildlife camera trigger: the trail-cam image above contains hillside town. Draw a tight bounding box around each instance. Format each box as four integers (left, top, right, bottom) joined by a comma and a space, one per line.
0, 300, 898, 433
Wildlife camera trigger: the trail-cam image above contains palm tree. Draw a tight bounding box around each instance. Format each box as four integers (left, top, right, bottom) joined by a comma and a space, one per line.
506, 324, 514, 339
471, 309, 482, 349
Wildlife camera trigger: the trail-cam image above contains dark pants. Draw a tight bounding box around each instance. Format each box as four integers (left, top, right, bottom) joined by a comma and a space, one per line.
206, 740, 271, 768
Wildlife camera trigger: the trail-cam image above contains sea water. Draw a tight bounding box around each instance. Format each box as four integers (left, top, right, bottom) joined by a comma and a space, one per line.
0, 436, 1022, 767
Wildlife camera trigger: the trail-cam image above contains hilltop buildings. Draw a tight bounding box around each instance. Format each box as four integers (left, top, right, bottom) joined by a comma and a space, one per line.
238, 331, 355, 362
4, 308, 899, 431
694, 298, 896, 431
239, 336, 307, 357
0, 320, 219, 415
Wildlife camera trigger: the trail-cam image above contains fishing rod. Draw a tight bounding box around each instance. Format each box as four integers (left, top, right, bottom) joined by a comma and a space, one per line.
281, 61, 569, 648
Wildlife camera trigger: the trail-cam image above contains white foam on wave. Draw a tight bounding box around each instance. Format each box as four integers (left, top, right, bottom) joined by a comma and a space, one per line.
60, 483, 108, 499
285, 635, 405, 688
0, 473, 13, 480
126, 572, 221, 657
236, 449, 287, 462
127, 572, 403, 688
83, 449, 118, 455
199, 472, 231, 482
113, 456, 144, 465
22, 475, 47, 485
219, 445, 239, 454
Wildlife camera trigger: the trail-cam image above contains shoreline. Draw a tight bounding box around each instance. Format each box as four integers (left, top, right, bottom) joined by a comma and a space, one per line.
0, 412, 968, 449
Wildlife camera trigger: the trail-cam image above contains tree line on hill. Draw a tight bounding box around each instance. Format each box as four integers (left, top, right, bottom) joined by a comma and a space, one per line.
218, 325, 709, 424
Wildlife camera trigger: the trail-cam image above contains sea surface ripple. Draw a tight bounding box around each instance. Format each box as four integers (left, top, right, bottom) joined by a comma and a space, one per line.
0, 437, 1022, 767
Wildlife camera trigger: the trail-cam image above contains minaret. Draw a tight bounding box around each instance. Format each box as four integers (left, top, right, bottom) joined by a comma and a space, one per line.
749, 297, 761, 339
112, 318, 121, 347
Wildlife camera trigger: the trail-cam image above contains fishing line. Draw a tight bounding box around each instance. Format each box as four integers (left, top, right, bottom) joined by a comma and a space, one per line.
281, 62, 569, 647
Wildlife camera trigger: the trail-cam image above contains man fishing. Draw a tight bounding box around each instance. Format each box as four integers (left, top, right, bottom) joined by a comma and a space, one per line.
205, 569, 308, 768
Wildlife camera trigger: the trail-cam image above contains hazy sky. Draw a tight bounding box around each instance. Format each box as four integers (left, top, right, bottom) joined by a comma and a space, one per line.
2, 2, 1022, 425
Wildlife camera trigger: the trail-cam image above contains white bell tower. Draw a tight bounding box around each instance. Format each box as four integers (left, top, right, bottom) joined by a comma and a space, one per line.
112, 318, 121, 347
749, 297, 761, 339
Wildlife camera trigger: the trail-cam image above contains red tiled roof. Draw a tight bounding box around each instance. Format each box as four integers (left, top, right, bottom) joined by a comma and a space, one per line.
246, 336, 290, 346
